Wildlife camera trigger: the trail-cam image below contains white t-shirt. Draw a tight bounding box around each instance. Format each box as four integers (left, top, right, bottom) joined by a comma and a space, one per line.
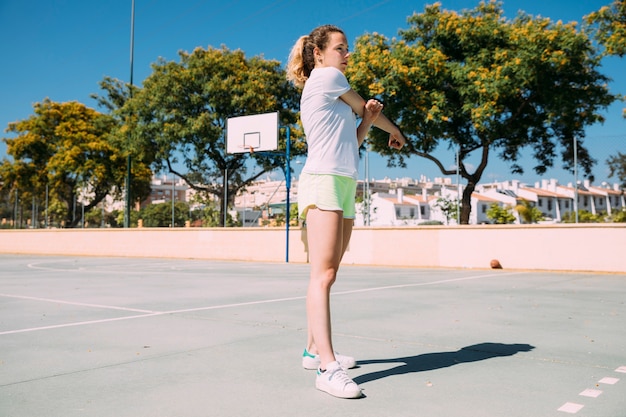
300, 67, 359, 180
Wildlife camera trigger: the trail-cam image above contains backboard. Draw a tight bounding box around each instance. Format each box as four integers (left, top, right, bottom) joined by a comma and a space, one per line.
226, 112, 278, 154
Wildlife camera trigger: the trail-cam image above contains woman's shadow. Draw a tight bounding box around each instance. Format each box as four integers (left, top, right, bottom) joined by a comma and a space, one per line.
353, 342, 534, 385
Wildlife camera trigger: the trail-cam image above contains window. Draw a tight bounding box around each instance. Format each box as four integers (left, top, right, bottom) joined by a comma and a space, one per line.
538, 199, 543, 207
547, 199, 552, 211
396, 208, 400, 217
410, 208, 415, 218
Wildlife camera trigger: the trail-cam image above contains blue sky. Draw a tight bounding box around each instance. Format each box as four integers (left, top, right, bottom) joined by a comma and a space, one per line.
1, 0, 624, 187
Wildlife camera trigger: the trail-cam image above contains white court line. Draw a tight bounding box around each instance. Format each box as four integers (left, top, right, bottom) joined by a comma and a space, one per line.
26, 261, 174, 275
579, 388, 602, 398
558, 402, 584, 413
0, 293, 158, 314
599, 377, 620, 384
0, 313, 163, 335
0, 271, 524, 336
332, 271, 526, 296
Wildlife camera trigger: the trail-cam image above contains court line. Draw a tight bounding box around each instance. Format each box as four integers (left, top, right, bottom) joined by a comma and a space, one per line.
0, 313, 163, 335
0, 271, 525, 336
332, 271, 526, 296
0, 293, 158, 313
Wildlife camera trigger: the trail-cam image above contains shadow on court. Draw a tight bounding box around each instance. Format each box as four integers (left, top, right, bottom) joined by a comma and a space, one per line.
354, 342, 535, 384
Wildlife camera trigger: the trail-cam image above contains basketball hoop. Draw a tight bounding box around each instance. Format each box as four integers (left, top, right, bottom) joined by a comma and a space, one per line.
226, 112, 278, 154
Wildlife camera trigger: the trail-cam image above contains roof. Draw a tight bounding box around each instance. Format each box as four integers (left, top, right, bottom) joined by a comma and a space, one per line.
381, 197, 419, 207
519, 187, 570, 198
471, 193, 501, 202
588, 186, 625, 196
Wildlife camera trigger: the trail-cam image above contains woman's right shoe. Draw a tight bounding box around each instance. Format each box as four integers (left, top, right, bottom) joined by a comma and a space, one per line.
315, 361, 362, 399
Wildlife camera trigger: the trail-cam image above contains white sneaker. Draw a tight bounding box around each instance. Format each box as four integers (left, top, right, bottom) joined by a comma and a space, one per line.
302, 348, 356, 370
316, 361, 362, 399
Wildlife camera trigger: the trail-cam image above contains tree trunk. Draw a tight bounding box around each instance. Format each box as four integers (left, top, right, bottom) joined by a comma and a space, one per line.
460, 181, 476, 225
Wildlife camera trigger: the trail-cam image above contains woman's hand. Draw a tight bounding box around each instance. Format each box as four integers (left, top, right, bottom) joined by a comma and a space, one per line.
388, 128, 406, 150
363, 99, 383, 125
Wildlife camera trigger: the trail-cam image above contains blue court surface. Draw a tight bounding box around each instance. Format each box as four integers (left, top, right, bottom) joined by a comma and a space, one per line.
1, 254, 625, 417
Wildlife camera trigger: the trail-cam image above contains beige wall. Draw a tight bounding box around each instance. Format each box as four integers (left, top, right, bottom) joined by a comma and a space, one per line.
1, 224, 624, 273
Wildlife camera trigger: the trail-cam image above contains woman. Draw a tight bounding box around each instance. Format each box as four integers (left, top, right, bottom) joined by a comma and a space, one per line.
287, 24, 405, 399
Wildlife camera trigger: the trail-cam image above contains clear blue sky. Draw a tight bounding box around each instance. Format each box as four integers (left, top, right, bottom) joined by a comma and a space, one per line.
1, 0, 624, 187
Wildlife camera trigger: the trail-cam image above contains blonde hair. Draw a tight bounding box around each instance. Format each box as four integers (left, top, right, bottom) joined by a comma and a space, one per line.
286, 25, 345, 88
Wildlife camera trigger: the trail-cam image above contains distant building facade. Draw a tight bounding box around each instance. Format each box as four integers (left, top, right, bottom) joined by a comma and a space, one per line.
135, 174, 624, 226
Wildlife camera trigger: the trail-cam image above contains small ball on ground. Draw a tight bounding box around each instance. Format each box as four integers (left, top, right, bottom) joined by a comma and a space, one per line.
490, 259, 503, 269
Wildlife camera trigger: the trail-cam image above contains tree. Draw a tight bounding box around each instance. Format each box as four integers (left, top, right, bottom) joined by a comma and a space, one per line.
606, 151, 626, 186
91, 76, 155, 222
486, 203, 516, 224
562, 209, 605, 223
515, 200, 544, 223
586, 0, 626, 57
586, 0, 626, 118
125, 46, 303, 226
139, 201, 189, 227
0, 99, 149, 228
347, 1, 616, 224
434, 196, 460, 225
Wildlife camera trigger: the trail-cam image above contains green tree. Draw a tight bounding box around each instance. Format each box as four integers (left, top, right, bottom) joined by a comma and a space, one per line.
610, 208, 626, 222
586, 0, 626, 57
139, 201, 189, 227
91, 76, 155, 223
515, 200, 544, 223
347, 1, 616, 224
606, 152, 626, 186
586, 0, 626, 118
434, 196, 460, 225
0, 99, 149, 228
562, 209, 605, 223
486, 203, 516, 224
125, 46, 303, 226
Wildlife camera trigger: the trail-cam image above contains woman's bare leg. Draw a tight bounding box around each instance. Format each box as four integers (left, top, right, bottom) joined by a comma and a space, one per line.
305, 208, 354, 369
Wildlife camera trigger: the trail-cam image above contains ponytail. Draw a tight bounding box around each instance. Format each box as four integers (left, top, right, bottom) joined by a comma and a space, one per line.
286, 35, 309, 88
287, 25, 345, 89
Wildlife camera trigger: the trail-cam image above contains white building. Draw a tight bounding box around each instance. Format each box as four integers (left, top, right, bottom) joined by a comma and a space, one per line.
232, 176, 624, 226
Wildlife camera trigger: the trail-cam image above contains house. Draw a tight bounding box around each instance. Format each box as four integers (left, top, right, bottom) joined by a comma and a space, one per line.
355, 188, 434, 226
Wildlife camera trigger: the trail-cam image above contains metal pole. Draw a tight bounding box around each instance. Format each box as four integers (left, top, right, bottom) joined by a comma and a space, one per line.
285, 127, 291, 263
224, 168, 228, 227
574, 137, 579, 223
14, 189, 18, 228
365, 144, 370, 226
456, 147, 461, 224
124, 0, 135, 228
45, 184, 49, 228
171, 174, 175, 227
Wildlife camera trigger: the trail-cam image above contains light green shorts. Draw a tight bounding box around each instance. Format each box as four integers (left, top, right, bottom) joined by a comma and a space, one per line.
298, 173, 357, 220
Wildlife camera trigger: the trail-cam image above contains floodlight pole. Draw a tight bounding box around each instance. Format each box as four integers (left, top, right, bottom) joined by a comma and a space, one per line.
284, 126, 291, 263
124, 0, 135, 228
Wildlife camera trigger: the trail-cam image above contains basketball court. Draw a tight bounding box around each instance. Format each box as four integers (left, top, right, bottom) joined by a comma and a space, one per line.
1, 254, 625, 416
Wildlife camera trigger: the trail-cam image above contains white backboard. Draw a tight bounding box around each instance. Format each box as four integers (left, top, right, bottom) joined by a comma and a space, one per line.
226, 112, 278, 154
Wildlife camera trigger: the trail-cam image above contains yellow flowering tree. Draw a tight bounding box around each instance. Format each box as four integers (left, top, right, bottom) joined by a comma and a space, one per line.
347, 1, 616, 224
586, 0, 626, 57
0, 99, 152, 227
